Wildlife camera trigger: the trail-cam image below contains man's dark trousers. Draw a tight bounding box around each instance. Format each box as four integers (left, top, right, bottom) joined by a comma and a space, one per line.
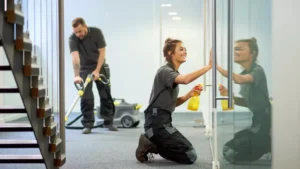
79, 65, 114, 128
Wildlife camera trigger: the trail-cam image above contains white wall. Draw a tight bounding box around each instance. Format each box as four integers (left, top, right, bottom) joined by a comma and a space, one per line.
272, 0, 300, 168
63, 0, 159, 113
63, 0, 272, 113
155, 0, 207, 112
1, 0, 272, 114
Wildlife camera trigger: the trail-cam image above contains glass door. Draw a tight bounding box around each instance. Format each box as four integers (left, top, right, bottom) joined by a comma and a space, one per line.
210, 0, 273, 169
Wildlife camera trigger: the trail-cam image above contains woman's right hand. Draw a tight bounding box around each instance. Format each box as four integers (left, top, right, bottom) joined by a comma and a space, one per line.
189, 84, 203, 97
219, 84, 228, 96
74, 76, 82, 84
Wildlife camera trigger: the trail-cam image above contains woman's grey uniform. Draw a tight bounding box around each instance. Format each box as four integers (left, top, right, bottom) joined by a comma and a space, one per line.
144, 63, 197, 164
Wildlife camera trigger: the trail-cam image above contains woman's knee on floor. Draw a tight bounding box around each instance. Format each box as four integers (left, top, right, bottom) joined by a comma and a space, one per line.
158, 146, 197, 164
184, 148, 197, 164
161, 130, 197, 164
183, 148, 197, 164
222, 145, 237, 164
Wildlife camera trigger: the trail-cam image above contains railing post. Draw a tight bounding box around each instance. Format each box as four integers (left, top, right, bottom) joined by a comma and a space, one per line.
58, 0, 65, 155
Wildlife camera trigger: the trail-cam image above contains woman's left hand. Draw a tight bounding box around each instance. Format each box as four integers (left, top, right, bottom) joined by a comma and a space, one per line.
189, 84, 203, 97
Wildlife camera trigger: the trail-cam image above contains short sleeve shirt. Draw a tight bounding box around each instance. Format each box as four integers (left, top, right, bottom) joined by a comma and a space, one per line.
239, 63, 271, 113
69, 27, 106, 71
147, 63, 180, 113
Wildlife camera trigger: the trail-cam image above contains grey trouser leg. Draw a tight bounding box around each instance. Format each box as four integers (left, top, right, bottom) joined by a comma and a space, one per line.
148, 128, 197, 164
223, 124, 271, 163
144, 110, 197, 164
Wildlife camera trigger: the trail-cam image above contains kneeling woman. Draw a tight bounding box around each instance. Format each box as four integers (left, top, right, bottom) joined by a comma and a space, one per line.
135, 38, 212, 164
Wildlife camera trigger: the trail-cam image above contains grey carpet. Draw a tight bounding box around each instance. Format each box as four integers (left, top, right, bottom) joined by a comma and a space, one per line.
0, 113, 272, 169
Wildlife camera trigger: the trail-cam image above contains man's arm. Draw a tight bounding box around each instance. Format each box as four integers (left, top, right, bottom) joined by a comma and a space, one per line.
69, 38, 80, 76
72, 51, 80, 76
95, 48, 105, 73
94, 28, 107, 73
176, 93, 191, 107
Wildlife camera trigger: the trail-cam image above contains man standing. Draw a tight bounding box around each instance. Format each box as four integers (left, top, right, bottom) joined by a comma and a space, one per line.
69, 17, 118, 134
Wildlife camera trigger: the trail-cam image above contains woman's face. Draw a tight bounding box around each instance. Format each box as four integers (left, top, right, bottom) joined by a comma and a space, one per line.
234, 42, 252, 63
171, 42, 187, 63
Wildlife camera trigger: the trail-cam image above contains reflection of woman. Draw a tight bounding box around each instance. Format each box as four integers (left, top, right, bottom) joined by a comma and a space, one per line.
217, 38, 271, 163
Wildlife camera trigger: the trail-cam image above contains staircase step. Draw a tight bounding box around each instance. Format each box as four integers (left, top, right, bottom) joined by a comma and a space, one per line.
0, 106, 26, 113
0, 155, 43, 163
0, 86, 19, 93
37, 105, 52, 119
31, 86, 46, 99
55, 153, 66, 167
0, 66, 11, 71
49, 138, 62, 153
0, 123, 32, 132
5, 2, 24, 25
24, 64, 40, 77
0, 140, 38, 148
44, 123, 57, 136
15, 34, 32, 52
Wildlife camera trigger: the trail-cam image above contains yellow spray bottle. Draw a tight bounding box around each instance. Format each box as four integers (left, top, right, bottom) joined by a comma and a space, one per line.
219, 84, 235, 111
187, 84, 202, 111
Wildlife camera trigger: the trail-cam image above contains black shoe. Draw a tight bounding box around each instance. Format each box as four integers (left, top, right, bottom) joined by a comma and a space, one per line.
135, 134, 157, 163
108, 125, 118, 131
82, 128, 92, 134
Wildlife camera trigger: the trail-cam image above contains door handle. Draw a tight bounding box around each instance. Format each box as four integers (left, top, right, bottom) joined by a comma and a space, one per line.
203, 0, 207, 91
212, 0, 234, 108
227, 0, 234, 108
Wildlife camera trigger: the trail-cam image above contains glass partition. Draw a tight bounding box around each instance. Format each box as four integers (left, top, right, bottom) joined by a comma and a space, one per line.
215, 0, 272, 169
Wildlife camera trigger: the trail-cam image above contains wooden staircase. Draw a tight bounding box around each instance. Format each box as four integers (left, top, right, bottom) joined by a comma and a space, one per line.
0, 0, 66, 168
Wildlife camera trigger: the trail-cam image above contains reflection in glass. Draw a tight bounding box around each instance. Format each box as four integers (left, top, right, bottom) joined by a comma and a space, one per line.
217, 38, 272, 165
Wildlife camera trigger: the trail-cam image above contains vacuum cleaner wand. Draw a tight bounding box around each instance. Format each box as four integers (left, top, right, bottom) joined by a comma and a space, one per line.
65, 73, 109, 122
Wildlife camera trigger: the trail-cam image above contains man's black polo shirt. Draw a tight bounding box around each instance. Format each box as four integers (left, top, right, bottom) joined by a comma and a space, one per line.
69, 27, 106, 71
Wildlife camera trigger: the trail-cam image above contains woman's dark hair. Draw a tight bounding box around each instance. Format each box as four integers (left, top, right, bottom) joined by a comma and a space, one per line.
163, 38, 182, 62
236, 37, 259, 62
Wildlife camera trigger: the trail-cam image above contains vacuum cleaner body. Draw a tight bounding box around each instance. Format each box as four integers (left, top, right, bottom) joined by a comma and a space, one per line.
96, 98, 141, 128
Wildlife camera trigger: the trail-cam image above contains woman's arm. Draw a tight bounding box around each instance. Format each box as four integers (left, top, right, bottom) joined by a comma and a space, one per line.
217, 66, 253, 84
176, 93, 191, 107
219, 84, 247, 107
174, 65, 211, 85
176, 85, 202, 107
174, 54, 212, 85
233, 96, 248, 107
